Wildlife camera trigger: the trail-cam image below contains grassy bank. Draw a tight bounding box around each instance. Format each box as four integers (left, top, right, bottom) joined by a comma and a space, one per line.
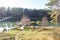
0, 27, 60, 40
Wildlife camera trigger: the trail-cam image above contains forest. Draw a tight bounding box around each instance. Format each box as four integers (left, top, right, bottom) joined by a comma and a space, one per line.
0, 7, 51, 22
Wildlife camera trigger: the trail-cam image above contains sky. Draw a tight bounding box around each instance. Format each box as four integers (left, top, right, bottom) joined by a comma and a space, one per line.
0, 0, 49, 9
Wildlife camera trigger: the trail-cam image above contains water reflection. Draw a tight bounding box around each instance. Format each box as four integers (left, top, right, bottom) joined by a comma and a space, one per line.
0, 23, 13, 32
0, 26, 4, 32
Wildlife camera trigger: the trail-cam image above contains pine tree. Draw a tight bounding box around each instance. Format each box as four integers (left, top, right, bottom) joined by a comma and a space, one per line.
46, 0, 60, 26
49, 10, 59, 25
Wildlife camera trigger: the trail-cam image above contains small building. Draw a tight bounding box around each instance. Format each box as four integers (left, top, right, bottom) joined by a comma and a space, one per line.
16, 14, 31, 26
41, 15, 48, 26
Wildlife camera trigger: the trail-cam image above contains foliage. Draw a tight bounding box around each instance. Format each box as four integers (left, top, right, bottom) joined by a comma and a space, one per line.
37, 21, 41, 25
46, 0, 57, 6
47, 0, 60, 25
49, 10, 59, 25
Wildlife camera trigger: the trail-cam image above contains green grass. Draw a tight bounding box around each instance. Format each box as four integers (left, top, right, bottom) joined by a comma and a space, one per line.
7, 30, 20, 36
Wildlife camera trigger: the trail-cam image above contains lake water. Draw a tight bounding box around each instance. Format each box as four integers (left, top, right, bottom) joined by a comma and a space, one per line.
0, 26, 13, 32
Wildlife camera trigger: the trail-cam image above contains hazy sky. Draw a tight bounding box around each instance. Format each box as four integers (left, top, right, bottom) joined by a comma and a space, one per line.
0, 0, 48, 9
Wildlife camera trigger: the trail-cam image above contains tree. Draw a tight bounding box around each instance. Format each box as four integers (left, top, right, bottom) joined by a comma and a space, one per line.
47, 0, 60, 25
6, 7, 11, 16
0, 7, 6, 20
49, 10, 59, 25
